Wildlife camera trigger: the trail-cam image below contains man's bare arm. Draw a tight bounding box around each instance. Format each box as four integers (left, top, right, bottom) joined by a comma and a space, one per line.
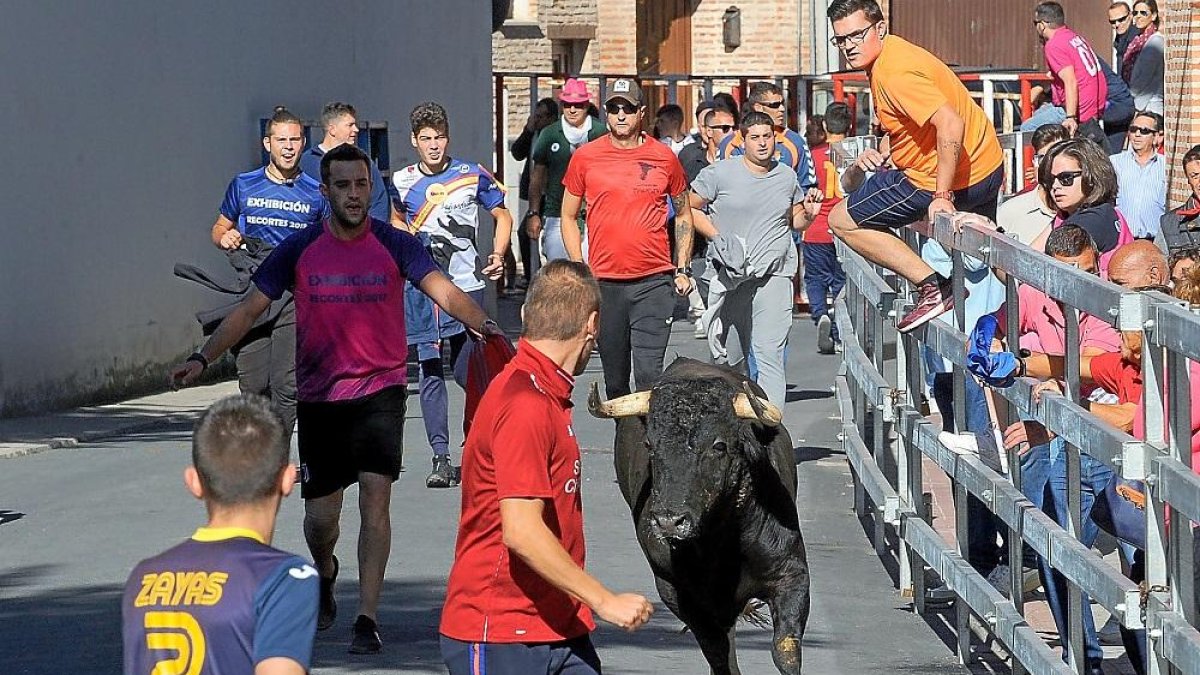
171, 289, 272, 386
212, 214, 241, 249
527, 162, 549, 237
929, 103, 966, 197
671, 190, 695, 269
560, 189, 585, 261
416, 271, 491, 334
255, 657, 306, 675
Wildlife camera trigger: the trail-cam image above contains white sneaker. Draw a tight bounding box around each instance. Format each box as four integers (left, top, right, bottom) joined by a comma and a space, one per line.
938, 431, 980, 456
817, 315, 834, 354
693, 320, 706, 339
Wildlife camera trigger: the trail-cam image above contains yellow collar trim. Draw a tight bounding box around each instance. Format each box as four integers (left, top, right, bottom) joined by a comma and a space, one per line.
192, 526, 266, 544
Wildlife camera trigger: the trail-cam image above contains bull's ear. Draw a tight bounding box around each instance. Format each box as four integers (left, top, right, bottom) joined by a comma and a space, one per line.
738, 425, 770, 465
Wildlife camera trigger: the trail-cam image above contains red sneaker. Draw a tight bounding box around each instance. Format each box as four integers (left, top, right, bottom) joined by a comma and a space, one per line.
897, 280, 954, 333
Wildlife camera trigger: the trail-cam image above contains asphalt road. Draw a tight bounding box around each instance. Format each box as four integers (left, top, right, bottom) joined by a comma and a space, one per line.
0, 315, 974, 674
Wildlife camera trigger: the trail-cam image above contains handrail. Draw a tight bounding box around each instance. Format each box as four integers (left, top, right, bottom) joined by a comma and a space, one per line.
836, 212, 1200, 674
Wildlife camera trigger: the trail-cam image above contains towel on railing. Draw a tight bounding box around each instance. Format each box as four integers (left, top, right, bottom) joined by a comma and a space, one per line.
966, 314, 1022, 387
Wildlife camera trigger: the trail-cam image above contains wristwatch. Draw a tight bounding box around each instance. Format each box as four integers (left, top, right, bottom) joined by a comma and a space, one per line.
674, 267, 693, 278
187, 352, 209, 371
932, 190, 955, 202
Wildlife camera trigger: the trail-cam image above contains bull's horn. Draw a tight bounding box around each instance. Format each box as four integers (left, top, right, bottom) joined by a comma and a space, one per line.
588, 382, 652, 418
734, 382, 782, 426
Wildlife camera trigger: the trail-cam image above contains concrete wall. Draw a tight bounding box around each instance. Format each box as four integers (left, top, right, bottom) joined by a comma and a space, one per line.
0, 1, 493, 416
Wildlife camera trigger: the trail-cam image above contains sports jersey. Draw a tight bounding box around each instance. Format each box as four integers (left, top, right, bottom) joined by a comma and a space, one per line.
717, 127, 818, 190
531, 117, 608, 218
122, 527, 317, 675
562, 135, 687, 280
441, 340, 594, 644
393, 158, 506, 293
252, 218, 438, 402
1044, 27, 1108, 124
803, 143, 843, 244
299, 145, 392, 223
870, 35, 1004, 192
219, 167, 328, 247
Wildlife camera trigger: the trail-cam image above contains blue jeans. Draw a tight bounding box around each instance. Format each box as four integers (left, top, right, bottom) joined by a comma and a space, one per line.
803, 242, 845, 340
441, 635, 601, 675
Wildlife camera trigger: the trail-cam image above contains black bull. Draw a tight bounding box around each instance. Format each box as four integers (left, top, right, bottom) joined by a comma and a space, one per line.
590, 358, 810, 674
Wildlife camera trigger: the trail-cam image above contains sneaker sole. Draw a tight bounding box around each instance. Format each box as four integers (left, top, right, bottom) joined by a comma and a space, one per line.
817, 316, 834, 354
349, 642, 382, 655
897, 297, 954, 334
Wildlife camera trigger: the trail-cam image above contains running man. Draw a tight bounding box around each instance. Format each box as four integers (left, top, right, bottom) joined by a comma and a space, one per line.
440, 260, 653, 675
209, 106, 328, 437
299, 101, 403, 226
826, 0, 1004, 332
171, 143, 500, 654
393, 101, 514, 488
123, 394, 317, 675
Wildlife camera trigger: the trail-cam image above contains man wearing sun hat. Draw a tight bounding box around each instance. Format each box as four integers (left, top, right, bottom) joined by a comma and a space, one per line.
528, 78, 607, 261
559, 78, 696, 399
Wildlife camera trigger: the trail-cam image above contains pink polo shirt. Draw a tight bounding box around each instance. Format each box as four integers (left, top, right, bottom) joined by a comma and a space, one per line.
1017, 284, 1120, 356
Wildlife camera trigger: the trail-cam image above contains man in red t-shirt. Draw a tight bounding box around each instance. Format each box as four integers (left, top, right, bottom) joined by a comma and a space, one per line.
801, 102, 850, 355
560, 78, 696, 399
440, 260, 654, 674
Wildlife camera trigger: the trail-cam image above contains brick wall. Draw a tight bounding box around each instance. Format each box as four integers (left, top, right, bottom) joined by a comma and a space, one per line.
1163, 0, 1200, 204
691, 0, 803, 76
594, 0, 636, 73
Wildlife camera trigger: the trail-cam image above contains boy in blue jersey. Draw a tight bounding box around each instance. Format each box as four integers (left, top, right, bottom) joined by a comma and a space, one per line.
393, 102, 514, 489
299, 101, 403, 226
208, 107, 328, 438
123, 394, 318, 675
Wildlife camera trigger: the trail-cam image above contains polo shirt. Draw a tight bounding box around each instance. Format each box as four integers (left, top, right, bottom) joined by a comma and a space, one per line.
869, 35, 1004, 192
1089, 351, 1143, 404
1043, 26, 1108, 123
440, 339, 594, 644
1111, 149, 1166, 239
562, 134, 687, 280
123, 527, 318, 674
251, 218, 437, 402
1017, 283, 1120, 356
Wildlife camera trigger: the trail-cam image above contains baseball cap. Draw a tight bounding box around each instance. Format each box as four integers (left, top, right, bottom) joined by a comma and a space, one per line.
605, 78, 643, 106
559, 78, 590, 104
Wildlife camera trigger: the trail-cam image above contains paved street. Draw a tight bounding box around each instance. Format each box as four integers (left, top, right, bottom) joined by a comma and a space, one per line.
0, 312, 973, 674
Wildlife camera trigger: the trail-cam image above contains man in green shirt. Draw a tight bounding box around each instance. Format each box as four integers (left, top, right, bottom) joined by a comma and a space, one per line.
527, 78, 607, 261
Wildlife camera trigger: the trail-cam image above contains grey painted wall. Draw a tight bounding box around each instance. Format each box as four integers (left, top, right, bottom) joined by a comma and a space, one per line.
0, 1, 494, 416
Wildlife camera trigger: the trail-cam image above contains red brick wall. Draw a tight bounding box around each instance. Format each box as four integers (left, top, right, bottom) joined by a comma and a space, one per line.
1163, 0, 1200, 204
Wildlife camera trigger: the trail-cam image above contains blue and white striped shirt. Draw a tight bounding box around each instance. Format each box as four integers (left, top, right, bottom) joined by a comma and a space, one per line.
1112, 150, 1166, 240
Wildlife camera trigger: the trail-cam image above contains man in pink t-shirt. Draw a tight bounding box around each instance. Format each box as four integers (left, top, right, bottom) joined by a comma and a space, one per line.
1035, 2, 1107, 136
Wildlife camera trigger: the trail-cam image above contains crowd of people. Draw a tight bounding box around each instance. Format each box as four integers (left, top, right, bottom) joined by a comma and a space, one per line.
116, 0, 1198, 672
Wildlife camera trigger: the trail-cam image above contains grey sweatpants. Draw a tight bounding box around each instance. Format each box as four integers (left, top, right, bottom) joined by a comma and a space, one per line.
710, 274, 792, 408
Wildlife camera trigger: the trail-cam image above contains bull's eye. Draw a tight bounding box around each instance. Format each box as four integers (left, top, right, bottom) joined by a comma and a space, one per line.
644, 439, 651, 449
712, 440, 728, 453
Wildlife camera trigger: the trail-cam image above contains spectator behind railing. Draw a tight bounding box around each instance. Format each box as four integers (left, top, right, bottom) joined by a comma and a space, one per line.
1169, 248, 1200, 287
1123, 0, 1164, 115
997, 124, 1069, 244
1111, 110, 1166, 240
1157, 144, 1200, 256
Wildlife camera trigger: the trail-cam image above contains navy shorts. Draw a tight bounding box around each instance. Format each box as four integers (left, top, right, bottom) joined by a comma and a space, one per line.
846, 165, 1004, 230
440, 634, 601, 675
296, 385, 407, 499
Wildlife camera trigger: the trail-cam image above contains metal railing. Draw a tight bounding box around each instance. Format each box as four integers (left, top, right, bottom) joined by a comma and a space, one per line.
836, 212, 1200, 674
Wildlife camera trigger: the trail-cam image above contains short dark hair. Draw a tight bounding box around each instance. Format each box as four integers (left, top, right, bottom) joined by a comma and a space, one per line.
709, 99, 739, 124
1109, 1, 1131, 11
264, 106, 302, 136
739, 111, 775, 136
824, 102, 852, 135
805, 115, 827, 148
193, 394, 288, 506
713, 92, 739, 118
655, 104, 684, 133
1182, 144, 1200, 168
410, 101, 450, 137
522, 260, 601, 341
828, 0, 884, 23
747, 81, 782, 103
1031, 123, 1070, 152
1038, 138, 1117, 210
319, 142, 372, 186
1035, 2, 1066, 27
1045, 223, 1097, 258
695, 99, 714, 117
1132, 110, 1164, 132
321, 101, 357, 129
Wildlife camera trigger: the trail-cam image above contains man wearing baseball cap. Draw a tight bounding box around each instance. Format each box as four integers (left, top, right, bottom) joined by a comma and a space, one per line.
528, 78, 607, 261
559, 78, 696, 399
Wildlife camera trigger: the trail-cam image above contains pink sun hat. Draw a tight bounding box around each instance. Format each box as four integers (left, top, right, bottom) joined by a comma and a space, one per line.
559, 78, 591, 104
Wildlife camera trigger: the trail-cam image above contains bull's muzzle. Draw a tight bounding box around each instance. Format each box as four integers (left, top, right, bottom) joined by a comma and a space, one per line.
587, 381, 782, 426
650, 511, 695, 540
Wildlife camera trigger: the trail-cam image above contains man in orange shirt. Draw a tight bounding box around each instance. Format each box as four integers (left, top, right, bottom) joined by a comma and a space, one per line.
826, 0, 1005, 332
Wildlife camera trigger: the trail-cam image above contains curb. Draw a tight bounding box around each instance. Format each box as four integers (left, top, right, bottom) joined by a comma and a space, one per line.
0, 411, 204, 460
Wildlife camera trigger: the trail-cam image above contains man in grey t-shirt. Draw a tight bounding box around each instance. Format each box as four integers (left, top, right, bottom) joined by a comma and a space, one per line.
689, 111, 821, 408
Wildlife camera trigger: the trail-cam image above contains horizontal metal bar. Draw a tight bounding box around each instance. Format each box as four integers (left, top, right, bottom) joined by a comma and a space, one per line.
1150, 300, 1200, 363
1156, 611, 1200, 668
844, 420, 902, 520
1155, 458, 1200, 524
1044, 523, 1141, 623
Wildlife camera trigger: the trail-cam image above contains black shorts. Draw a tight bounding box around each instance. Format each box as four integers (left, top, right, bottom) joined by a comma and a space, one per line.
846, 164, 1004, 230
296, 385, 407, 499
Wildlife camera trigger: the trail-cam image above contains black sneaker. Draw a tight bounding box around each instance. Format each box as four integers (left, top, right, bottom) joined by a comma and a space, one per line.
817, 315, 835, 354
426, 454, 461, 488
349, 614, 382, 654
897, 279, 955, 333
317, 555, 338, 631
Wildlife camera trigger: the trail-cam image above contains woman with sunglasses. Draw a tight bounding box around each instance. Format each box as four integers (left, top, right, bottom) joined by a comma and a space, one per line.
1122, 0, 1164, 115
1037, 138, 1135, 275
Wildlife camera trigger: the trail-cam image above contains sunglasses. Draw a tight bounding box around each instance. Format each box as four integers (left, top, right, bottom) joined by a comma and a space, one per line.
706, 124, 734, 133
830, 24, 875, 48
756, 100, 785, 109
1134, 9, 1152, 16
604, 102, 638, 115
1050, 170, 1084, 187
1109, 14, 1130, 24
1129, 125, 1160, 135
562, 101, 590, 110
